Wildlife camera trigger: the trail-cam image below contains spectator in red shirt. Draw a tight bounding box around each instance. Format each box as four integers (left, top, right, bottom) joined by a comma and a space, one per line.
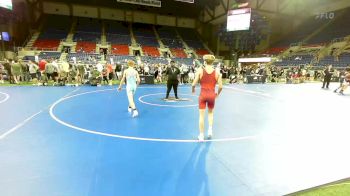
38, 59, 47, 82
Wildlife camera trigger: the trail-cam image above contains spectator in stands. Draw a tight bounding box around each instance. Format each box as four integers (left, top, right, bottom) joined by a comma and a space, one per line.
322, 64, 333, 89
11, 60, 22, 84
0, 62, 3, 83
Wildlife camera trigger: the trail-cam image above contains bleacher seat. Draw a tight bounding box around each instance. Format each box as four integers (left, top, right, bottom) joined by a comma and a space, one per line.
171, 48, 187, 58
273, 54, 314, 67
173, 57, 194, 65
111, 45, 130, 55
107, 55, 136, 64
33, 15, 71, 50
196, 49, 210, 57
76, 42, 96, 53
142, 46, 160, 57
67, 53, 101, 63
33, 40, 61, 50
141, 56, 168, 64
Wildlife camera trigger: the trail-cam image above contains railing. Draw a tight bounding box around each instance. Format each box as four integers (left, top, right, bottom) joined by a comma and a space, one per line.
331, 37, 345, 43
17, 47, 58, 52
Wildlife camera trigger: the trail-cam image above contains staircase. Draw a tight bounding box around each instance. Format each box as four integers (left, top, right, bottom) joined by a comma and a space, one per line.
25, 32, 40, 48
175, 29, 196, 58
59, 52, 68, 62
71, 43, 77, 53
57, 42, 64, 52
153, 26, 165, 48
66, 18, 77, 42
101, 21, 107, 45
175, 29, 189, 50
334, 36, 350, 56
129, 23, 137, 46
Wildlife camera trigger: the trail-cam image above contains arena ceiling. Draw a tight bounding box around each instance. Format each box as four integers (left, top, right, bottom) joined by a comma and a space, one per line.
36, 0, 221, 18
202, 0, 349, 24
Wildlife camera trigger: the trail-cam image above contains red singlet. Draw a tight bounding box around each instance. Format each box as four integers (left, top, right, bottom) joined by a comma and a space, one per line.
199, 69, 217, 109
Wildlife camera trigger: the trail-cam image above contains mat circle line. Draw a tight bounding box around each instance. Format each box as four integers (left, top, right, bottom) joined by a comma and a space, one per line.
138, 93, 198, 107
0, 92, 10, 104
49, 88, 259, 143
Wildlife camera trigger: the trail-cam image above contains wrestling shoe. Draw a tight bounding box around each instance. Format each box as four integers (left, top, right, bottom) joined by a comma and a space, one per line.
198, 134, 204, 142
208, 128, 213, 140
132, 110, 139, 118
128, 107, 132, 113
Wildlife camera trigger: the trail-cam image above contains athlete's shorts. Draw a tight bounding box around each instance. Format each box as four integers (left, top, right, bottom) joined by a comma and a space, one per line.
126, 84, 137, 95
199, 91, 216, 110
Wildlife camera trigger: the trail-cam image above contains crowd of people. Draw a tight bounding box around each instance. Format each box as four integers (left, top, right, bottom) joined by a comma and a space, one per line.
0, 58, 233, 86
0, 58, 349, 94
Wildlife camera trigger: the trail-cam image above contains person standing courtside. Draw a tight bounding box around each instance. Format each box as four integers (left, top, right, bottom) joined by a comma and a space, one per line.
165, 60, 180, 100
322, 64, 333, 89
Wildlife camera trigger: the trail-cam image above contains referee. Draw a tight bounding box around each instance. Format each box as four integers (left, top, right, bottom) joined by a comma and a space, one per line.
165, 60, 180, 100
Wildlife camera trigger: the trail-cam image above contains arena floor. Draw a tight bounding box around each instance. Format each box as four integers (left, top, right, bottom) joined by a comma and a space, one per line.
0, 83, 349, 196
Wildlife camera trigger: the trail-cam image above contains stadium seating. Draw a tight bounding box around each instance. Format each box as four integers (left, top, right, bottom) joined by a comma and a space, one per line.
74, 18, 101, 44
76, 18, 102, 33
177, 27, 210, 56
314, 53, 350, 67
107, 34, 131, 45
67, 53, 101, 63
142, 46, 160, 57
141, 56, 168, 64
33, 40, 61, 50
105, 20, 130, 35
39, 52, 61, 60
162, 39, 183, 49
196, 49, 210, 56
74, 32, 100, 42
133, 23, 159, 47
111, 44, 130, 55
22, 52, 61, 61
107, 55, 136, 64
105, 20, 131, 45
33, 15, 71, 50
172, 57, 194, 65
171, 48, 187, 58
273, 54, 314, 67
76, 42, 96, 53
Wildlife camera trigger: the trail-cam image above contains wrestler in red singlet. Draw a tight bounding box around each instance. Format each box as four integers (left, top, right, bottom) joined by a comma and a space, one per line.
192, 55, 223, 141
199, 69, 217, 110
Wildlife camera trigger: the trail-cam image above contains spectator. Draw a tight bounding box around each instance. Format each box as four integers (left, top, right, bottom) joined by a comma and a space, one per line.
0, 62, 4, 83
28, 60, 39, 84
11, 60, 22, 84
4, 59, 14, 84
